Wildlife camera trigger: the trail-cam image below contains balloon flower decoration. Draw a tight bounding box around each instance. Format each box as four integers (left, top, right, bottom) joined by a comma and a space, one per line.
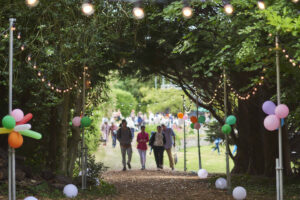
189, 115, 206, 130
0, 109, 42, 149
221, 115, 237, 134
72, 116, 92, 128
262, 101, 289, 131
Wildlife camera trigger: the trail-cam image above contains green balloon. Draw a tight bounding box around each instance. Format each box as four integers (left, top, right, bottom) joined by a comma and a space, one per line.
198, 116, 206, 124
69, 122, 72, 126
226, 115, 237, 125
20, 130, 42, 140
221, 124, 232, 134
81, 117, 92, 127
2, 115, 16, 129
190, 123, 194, 129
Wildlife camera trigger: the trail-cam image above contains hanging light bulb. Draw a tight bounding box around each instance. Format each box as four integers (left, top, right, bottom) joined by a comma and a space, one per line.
82, 1, 95, 16
224, 4, 234, 15
17, 32, 21, 39
257, 1, 265, 10
133, 7, 144, 19
182, 6, 193, 19
292, 0, 299, 3
26, 0, 39, 7
21, 45, 25, 51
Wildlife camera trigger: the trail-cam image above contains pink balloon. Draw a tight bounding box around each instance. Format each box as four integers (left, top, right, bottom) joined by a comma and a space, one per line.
275, 104, 289, 119
194, 122, 201, 130
183, 115, 188, 120
72, 116, 81, 127
264, 115, 280, 131
11, 109, 24, 122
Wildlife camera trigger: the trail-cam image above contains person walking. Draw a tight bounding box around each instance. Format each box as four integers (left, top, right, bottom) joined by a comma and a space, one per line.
109, 122, 118, 148
117, 119, 133, 171
149, 126, 166, 169
136, 126, 149, 170
161, 124, 176, 170
212, 138, 221, 155
101, 121, 110, 146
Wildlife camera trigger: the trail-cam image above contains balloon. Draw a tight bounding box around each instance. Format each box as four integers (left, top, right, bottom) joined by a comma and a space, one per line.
197, 169, 208, 179
11, 109, 24, 122
63, 184, 78, 198
198, 116, 206, 124
222, 124, 232, 134
16, 113, 33, 125
183, 115, 188, 120
81, 116, 92, 127
14, 124, 31, 132
226, 115, 236, 125
177, 112, 184, 119
72, 116, 81, 127
262, 101, 276, 115
24, 196, 38, 200
275, 104, 289, 119
8, 131, 23, 149
19, 130, 42, 140
215, 177, 227, 189
190, 116, 198, 123
232, 186, 247, 200
194, 122, 201, 130
0, 128, 12, 134
264, 115, 280, 131
2, 115, 16, 129
190, 123, 194, 129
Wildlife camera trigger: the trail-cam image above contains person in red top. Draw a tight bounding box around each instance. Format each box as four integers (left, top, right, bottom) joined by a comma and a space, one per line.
137, 125, 149, 170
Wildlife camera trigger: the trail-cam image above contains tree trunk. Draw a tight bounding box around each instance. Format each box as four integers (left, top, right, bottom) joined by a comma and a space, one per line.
67, 93, 82, 177
232, 96, 291, 176
58, 93, 71, 175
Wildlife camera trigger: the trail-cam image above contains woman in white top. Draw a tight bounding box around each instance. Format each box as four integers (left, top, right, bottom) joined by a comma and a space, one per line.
149, 126, 166, 169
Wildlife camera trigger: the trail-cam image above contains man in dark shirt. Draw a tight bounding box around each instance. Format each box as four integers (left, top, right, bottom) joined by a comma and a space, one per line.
117, 119, 133, 171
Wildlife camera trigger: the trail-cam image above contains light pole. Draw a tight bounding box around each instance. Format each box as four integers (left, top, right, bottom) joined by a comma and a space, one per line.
223, 66, 231, 194
81, 66, 87, 189
275, 35, 283, 200
8, 18, 16, 200
196, 98, 202, 169
182, 95, 187, 171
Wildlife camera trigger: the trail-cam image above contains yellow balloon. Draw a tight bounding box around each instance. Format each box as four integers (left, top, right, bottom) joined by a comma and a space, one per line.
0, 128, 12, 134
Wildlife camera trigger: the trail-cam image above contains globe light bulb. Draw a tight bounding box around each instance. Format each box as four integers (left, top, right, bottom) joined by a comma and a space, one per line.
292, 0, 299, 3
133, 7, 144, 19
182, 6, 193, 19
82, 3, 94, 16
257, 1, 265, 10
224, 4, 233, 15
26, 0, 39, 7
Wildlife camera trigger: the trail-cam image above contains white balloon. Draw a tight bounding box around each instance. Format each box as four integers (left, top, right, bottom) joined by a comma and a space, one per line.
24, 197, 38, 200
63, 184, 78, 198
215, 178, 227, 189
197, 169, 208, 179
14, 124, 31, 132
233, 186, 247, 200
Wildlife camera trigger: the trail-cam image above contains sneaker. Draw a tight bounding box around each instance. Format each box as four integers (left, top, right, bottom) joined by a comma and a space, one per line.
127, 163, 131, 169
122, 167, 126, 171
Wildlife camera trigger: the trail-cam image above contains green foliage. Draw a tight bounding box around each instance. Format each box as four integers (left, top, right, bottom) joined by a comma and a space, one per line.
114, 88, 137, 117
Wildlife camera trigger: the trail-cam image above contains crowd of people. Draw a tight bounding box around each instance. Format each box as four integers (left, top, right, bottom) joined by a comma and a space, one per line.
101, 117, 176, 171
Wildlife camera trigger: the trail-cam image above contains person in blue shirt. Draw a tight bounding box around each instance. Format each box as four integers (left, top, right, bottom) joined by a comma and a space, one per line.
212, 138, 221, 155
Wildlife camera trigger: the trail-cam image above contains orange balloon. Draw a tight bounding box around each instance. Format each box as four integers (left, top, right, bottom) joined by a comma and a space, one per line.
190, 116, 198, 123
8, 131, 23, 149
177, 112, 184, 119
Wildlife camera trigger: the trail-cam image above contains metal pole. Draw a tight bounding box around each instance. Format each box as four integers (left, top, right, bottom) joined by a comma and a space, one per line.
183, 95, 187, 171
276, 159, 280, 200
8, 18, 16, 200
196, 98, 202, 169
224, 66, 231, 194
275, 35, 283, 200
81, 66, 86, 189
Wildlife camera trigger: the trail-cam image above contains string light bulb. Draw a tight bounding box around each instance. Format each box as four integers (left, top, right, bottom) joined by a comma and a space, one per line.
224, 4, 234, 15
82, 1, 95, 16
17, 32, 21, 39
182, 1, 193, 19
26, 0, 39, 7
133, 7, 144, 19
292, 0, 299, 3
257, 1, 265, 10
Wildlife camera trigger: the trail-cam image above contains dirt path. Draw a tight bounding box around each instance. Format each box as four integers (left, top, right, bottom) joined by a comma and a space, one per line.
103, 170, 234, 200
